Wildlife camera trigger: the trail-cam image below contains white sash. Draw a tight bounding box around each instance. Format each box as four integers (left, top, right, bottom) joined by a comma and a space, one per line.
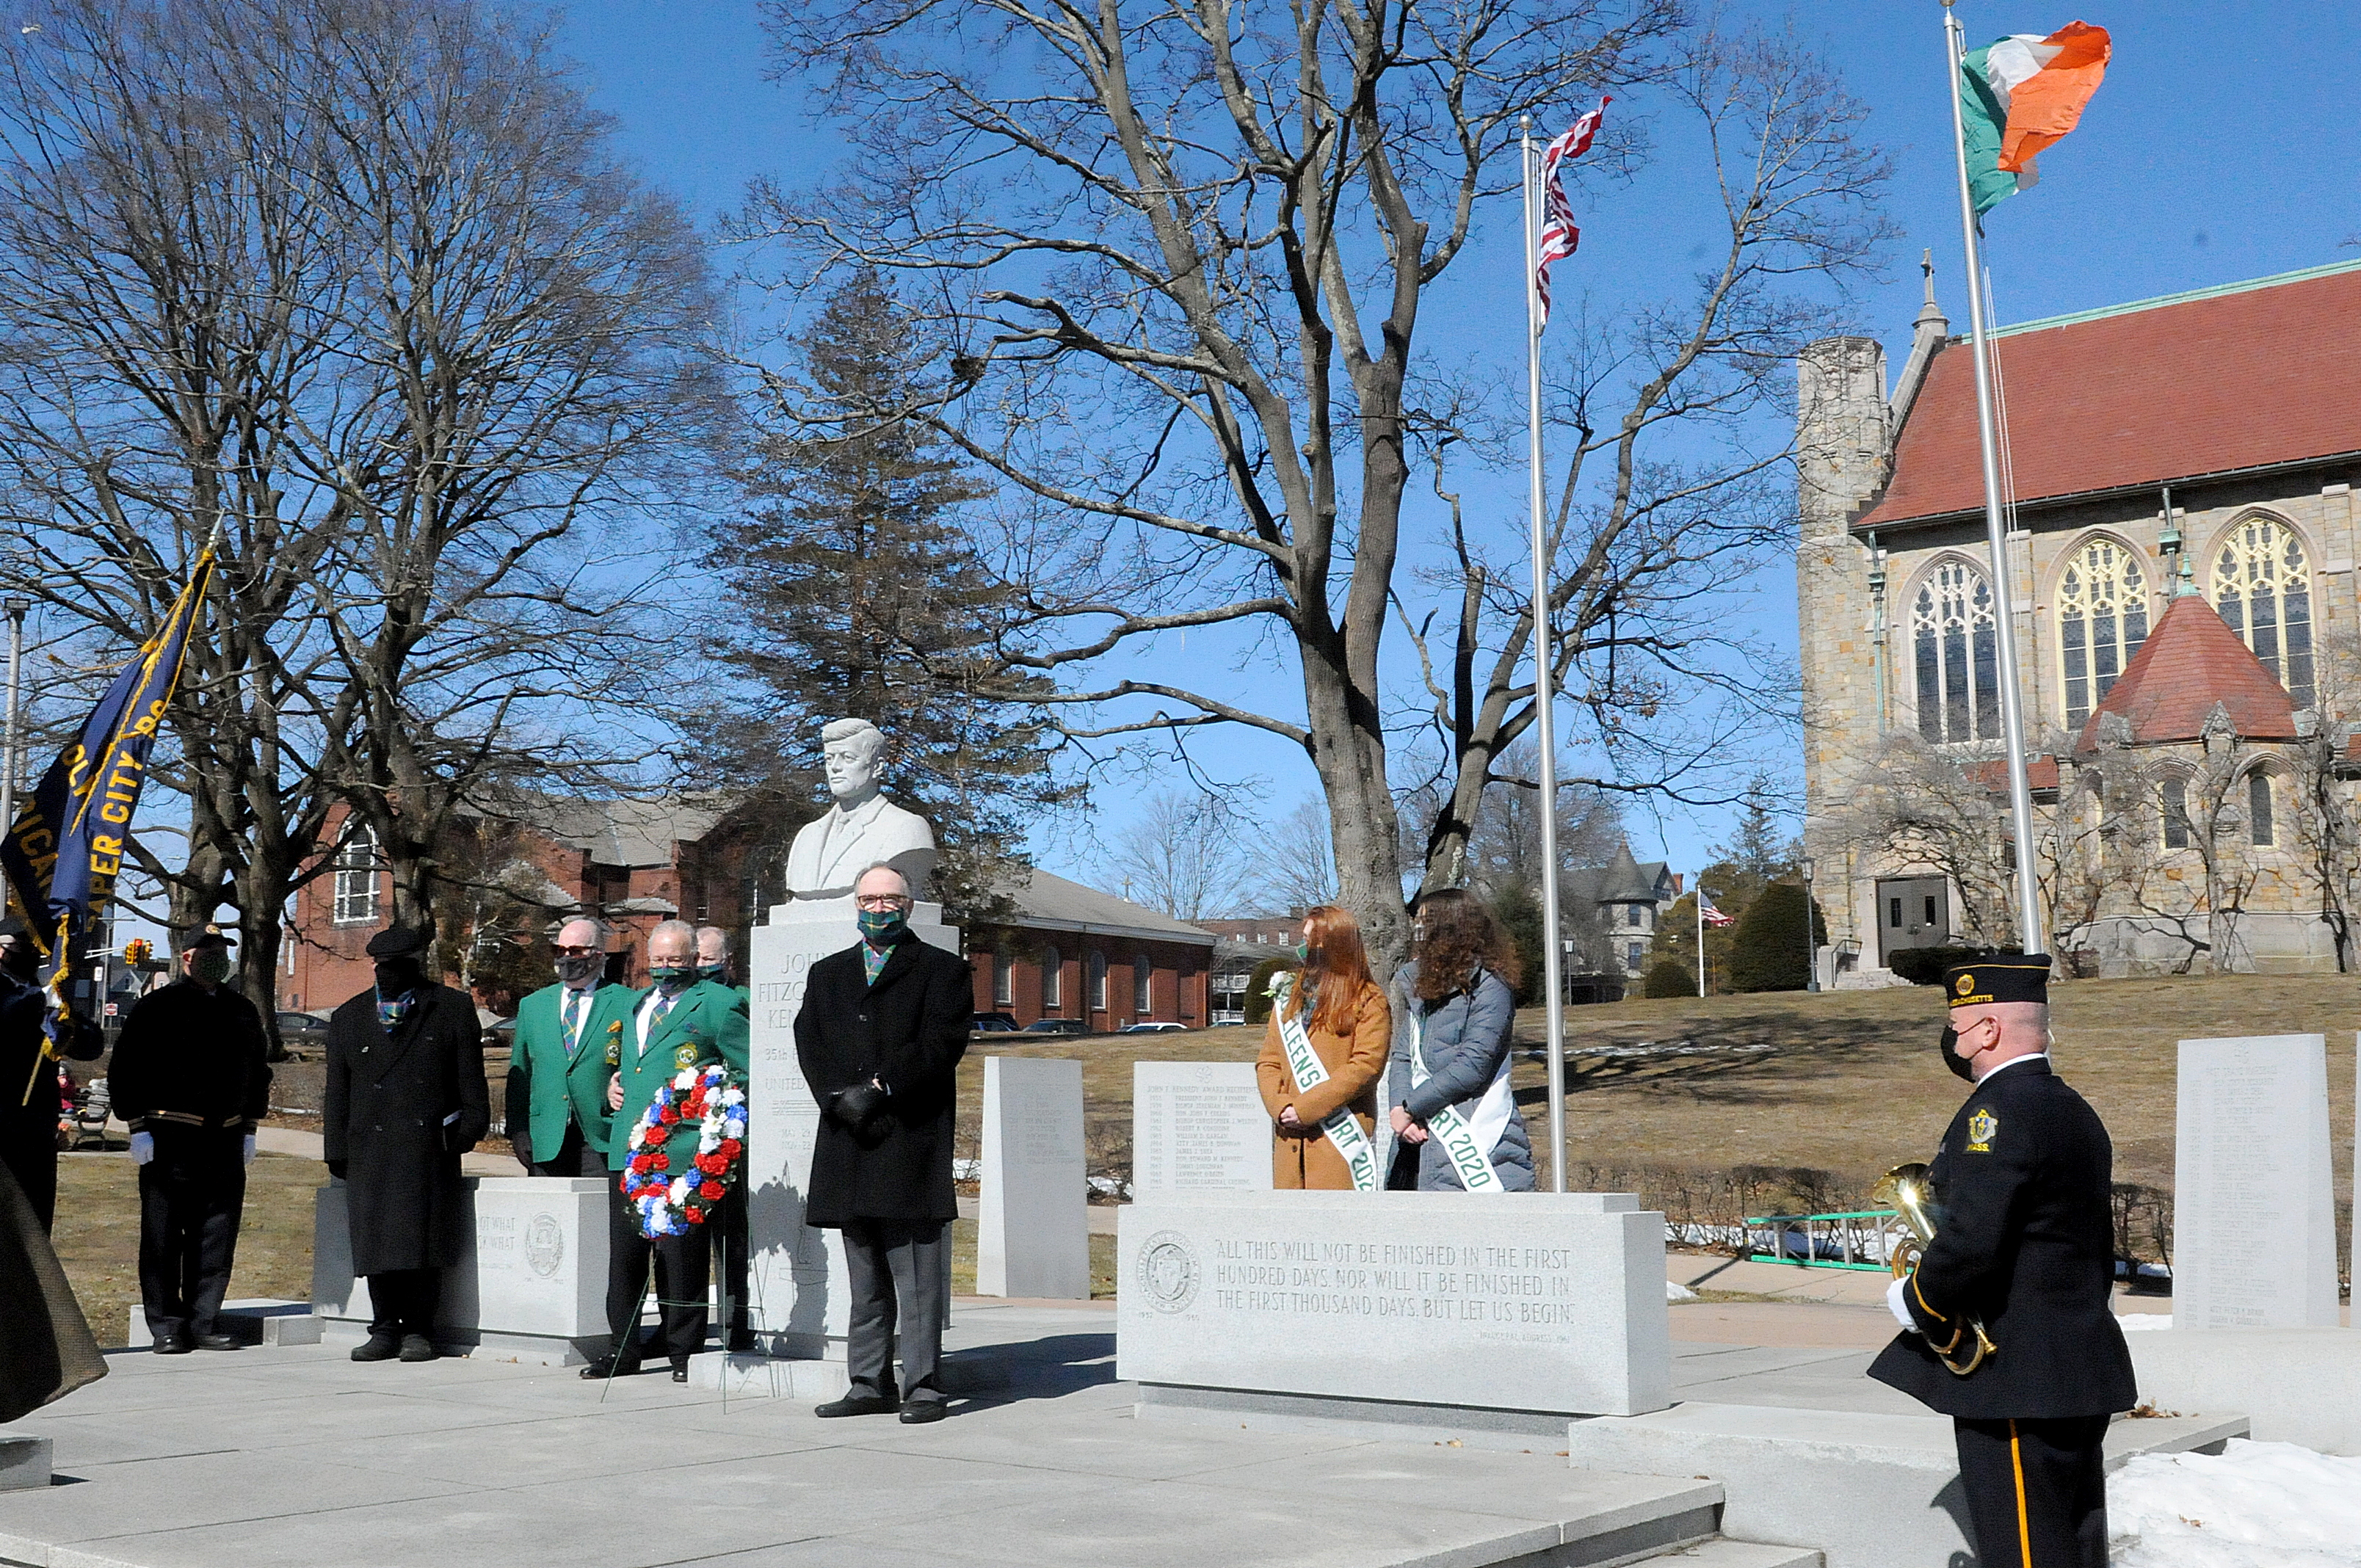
1407, 993, 1510, 1193
1272, 977, 1379, 1191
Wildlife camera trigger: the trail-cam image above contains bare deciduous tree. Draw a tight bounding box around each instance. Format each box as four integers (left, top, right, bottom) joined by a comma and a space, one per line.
741, 0, 1688, 965
1108, 791, 1259, 922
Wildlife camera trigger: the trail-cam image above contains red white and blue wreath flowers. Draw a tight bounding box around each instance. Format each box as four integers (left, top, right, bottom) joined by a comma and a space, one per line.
622, 1061, 747, 1238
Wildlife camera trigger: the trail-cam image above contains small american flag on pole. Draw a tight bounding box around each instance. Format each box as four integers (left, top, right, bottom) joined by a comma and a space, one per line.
1533, 96, 1609, 327
1699, 891, 1735, 929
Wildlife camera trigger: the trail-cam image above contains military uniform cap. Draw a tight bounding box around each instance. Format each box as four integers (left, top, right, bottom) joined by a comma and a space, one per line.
364, 925, 432, 960
0, 915, 24, 941
1943, 951, 2051, 1009
180, 923, 235, 951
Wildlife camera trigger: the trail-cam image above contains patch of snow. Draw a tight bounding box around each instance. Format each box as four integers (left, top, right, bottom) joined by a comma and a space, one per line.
2110, 1439, 2361, 1567
952, 1157, 980, 1181
1667, 1280, 1698, 1303
2118, 1313, 2173, 1331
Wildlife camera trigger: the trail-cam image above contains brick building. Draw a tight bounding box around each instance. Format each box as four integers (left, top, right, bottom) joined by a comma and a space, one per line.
968, 868, 1214, 1030
283, 796, 761, 1013
1799, 258, 2361, 980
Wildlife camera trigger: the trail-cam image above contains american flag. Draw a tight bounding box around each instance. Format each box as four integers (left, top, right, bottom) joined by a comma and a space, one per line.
1699, 891, 1735, 929
1534, 97, 1609, 327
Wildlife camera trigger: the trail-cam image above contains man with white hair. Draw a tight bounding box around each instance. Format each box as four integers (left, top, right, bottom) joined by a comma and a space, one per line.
584, 919, 747, 1383
506, 918, 629, 1177
795, 863, 971, 1422
782, 719, 937, 901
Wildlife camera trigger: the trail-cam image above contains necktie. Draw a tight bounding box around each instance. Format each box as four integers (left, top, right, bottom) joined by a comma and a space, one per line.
562, 992, 584, 1056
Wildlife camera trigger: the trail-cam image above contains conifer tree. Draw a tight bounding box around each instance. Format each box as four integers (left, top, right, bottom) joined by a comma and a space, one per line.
700, 269, 1066, 915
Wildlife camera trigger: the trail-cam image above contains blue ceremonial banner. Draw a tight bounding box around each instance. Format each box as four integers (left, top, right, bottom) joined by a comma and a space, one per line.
0, 553, 214, 1066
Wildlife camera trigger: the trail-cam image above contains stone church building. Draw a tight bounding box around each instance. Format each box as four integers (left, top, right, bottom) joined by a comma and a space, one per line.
1798, 258, 2361, 981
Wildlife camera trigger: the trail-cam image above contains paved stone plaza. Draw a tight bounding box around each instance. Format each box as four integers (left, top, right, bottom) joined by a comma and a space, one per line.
0, 1304, 1837, 1568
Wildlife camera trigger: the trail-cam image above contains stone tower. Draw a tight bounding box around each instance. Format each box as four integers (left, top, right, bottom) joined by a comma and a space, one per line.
1794, 333, 1892, 959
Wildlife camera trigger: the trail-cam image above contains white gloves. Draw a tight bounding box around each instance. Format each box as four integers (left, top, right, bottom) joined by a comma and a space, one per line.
243, 1133, 257, 1167
130, 1130, 154, 1165
1886, 1274, 1918, 1332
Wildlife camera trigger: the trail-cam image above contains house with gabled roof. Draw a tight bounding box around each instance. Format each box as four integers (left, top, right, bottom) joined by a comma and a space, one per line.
1798, 258, 2361, 979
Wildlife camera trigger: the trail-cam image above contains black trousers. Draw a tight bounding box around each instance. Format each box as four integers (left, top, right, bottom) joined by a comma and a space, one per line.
137, 1128, 246, 1340
843, 1218, 948, 1404
366, 1268, 440, 1340
1954, 1414, 2111, 1568
714, 1184, 750, 1348
605, 1184, 708, 1368
531, 1121, 606, 1179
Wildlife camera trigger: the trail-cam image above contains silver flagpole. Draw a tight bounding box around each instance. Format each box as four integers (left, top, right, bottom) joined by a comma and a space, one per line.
1522, 116, 1569, 1192
1943, 2, 2045, 954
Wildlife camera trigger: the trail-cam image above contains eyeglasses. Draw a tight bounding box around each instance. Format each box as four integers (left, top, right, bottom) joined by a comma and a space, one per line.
554, 945, 597, 957
856, 895, 913, 911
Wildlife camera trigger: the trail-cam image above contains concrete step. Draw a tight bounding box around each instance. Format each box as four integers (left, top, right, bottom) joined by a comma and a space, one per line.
1636, 1541, 1822, 1568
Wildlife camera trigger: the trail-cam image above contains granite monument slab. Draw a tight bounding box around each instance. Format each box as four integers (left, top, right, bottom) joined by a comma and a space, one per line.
977, 1056, 1088, 1298
1133, 1061, 1272, 1194
2173, 1034, 2338, 1329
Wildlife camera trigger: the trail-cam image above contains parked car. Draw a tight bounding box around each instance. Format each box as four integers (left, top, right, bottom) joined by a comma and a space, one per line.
1022, 1018, 1088, 1035
971, 1012, 1021, 1035
275, 1011, 331, 1053
1118, 1021, 1187, 1034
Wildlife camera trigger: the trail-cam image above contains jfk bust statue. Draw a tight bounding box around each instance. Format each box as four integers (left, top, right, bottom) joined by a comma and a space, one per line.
783, 718, 937, 903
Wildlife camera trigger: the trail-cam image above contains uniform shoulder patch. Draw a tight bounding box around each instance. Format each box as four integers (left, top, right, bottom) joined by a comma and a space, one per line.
1965, 1107, 1998, 1152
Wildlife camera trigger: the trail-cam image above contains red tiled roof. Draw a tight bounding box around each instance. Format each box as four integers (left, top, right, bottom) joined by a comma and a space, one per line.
1859, 262, 2361, 531
2074, 594, 2296, 752
1965, 755, 2059, 795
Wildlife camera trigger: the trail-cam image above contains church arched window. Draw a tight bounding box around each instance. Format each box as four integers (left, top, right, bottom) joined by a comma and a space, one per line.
2209, 515, 2314, 708
1911, 560, 2000, 744
2057, 538, 2148, 730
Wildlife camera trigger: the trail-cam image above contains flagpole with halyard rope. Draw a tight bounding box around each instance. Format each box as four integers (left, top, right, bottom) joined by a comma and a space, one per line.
1945, 0, 2045, 957
1519, 115, 1568, 1193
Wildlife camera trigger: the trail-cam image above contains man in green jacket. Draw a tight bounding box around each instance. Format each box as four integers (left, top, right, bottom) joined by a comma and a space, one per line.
507, 918, 630, 1177
694, 923, 753, 1349
584, 920, 749, 1383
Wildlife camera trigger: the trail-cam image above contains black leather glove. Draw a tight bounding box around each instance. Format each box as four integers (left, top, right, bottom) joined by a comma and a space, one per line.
327, 1160, 349, 1180
830, 1081, 888, 1130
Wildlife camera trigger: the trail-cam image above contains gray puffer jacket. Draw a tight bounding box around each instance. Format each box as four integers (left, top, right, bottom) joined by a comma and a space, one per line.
1385, 963, 1535, 1191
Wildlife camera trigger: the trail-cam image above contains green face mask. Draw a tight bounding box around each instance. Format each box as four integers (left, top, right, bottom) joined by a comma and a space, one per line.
649, 964, 696, 993
1293, 943, 1310, 963
192, 951, 232, 986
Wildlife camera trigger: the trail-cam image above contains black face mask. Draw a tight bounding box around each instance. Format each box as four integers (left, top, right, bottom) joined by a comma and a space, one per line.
1938, 1022, 1976, 1081
374, 959, 424, 997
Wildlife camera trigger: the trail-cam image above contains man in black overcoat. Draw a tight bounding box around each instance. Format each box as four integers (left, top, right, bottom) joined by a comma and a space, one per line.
323, 925, 489, 1363
0, 915, 102, 1232
795, 863, 971, 1423
1869, 954, 2136, 1568
109, 926, 271, 1353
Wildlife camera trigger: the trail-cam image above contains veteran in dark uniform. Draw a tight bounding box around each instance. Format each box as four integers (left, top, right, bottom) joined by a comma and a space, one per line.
1868, 954, 2136, 1568
109, 926, 271, 1353
0, 915, 102, 1232
506, 916, 629, 1177
584, 918, 748, 1383
323, 925, 490, 1363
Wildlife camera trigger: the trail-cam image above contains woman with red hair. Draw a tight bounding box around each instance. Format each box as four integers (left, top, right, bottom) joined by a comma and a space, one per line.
1254, 905, 1392, 1190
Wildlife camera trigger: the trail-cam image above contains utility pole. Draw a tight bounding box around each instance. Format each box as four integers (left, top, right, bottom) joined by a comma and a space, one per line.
0, 597, 27, 836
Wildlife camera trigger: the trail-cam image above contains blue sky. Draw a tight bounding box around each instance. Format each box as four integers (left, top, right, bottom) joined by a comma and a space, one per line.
541, 0, 2361, 889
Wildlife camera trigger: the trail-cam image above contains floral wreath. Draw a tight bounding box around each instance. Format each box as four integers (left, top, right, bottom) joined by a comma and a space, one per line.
621, 1061, 747, 1238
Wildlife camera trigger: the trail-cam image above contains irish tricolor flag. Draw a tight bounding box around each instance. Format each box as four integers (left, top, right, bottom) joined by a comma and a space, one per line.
1960, 21, 2111, 214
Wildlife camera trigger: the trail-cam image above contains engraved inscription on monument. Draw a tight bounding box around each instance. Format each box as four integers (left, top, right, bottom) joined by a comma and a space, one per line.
2174, 1034, 2339, 1329
1134, 1062, 1272, 1193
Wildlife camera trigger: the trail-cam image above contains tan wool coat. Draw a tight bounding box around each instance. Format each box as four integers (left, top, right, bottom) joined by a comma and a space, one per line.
1254, 977, 1392, 1189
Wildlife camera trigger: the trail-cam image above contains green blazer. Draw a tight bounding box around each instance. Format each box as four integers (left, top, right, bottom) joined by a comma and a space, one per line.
608, 979, 751, 1173
509, 981, 633, 1166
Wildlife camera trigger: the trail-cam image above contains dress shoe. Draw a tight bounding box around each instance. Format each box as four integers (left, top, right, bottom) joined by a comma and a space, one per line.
194, 1332, 243, 1352
579, 1352, 642, 1381
150, 1331, 192, 1356
898, 1398, 949, 1425
351, 1333, 402, 1362
670, 1362, 690, 1384
397, 1334, 439, 1363
813, 1392, 899, 1418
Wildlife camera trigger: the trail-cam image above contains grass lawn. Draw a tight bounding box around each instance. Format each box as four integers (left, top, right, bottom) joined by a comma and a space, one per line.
957, 972, 2359, 1219
51, 971, 2345, 1346
52, 1153, 325, 1350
